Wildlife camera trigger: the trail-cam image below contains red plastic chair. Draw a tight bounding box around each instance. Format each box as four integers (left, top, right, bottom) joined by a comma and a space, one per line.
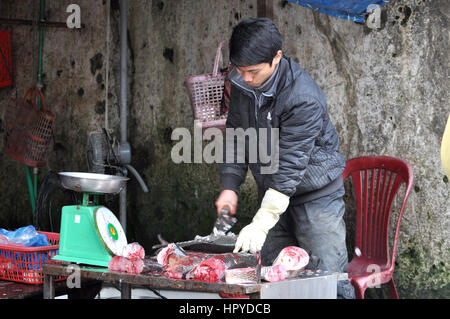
343, 156, 413, 299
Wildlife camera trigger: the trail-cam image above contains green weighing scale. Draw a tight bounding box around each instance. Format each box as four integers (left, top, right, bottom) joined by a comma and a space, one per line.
53, 172, 129, 267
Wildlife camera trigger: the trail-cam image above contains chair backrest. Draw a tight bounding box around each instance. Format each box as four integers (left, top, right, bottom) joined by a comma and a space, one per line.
343, 156, 414, 267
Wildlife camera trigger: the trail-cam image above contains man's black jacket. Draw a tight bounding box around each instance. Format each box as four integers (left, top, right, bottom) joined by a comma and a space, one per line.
220, 55, 346, 204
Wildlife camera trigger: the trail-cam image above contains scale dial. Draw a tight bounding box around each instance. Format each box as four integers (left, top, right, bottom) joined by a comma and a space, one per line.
94, 207, 127, 256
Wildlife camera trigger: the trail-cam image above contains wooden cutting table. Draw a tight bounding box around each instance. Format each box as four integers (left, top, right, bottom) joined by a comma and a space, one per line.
0, 278, 101, 299
42, 262, 344, 299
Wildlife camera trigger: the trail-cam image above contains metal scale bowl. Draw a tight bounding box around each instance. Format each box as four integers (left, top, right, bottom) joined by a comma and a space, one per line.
53, 172, 129, 267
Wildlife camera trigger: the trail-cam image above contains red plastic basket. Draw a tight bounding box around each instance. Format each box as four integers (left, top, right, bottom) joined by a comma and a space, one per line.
0, 30, 13, 88
184, 40, 229, 130
4, 88, 56, 168
0, 231, 65, 284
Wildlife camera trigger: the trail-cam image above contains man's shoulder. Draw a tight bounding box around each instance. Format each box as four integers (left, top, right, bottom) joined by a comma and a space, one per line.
279, 57, 326, 108
282, 56, 322, 89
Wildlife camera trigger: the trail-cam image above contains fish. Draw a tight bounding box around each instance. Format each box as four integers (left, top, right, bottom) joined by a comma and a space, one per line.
108, 241, 146, 274
165, 253, 206, 279
273, 246, 309, 271
186, 257, 226, 282
261, 264, 288, 282
155, 243, 259, 283
108, 256, 144, 274
261, 246, 310, 282
156, 243, 188, 267
122, 242, 145, 260
225, 267, 259, 284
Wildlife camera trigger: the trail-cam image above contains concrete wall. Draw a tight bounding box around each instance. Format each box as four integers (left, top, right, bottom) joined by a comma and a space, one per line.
0, 0, 448, 298
276, 0, 450, 298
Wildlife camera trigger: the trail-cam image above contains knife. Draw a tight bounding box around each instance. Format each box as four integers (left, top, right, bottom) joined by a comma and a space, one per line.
212, 205, 237, 236
151, 206, 238, 250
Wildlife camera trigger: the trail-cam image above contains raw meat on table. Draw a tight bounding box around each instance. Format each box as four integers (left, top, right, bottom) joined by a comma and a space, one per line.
108, 256, 132, 273
108, 256, 144, 274
225, 267, 258, 284
156, 245, 259, 283
156, 243, 187, 267
142, 257, 164, 274
186, 257, 226, 282
261, 264, 287, 282
122, 242, 145, 260
273, 246, 309, 271
164, 253, 207, 279
130, 258, 144, 274
260, 246, 309, 282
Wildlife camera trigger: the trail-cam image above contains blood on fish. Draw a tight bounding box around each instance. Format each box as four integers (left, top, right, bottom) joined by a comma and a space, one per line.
122, 242, 145, 260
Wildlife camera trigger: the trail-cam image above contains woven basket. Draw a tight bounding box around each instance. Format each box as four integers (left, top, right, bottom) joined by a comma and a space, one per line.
4, 88, 55, 168
184, 40, 229, 130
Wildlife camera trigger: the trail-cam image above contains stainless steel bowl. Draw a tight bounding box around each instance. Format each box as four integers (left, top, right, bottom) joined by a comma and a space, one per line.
58, 172, 129, 194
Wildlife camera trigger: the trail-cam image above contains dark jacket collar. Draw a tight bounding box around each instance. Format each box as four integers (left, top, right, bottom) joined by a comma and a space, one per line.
228, 55, 297, 98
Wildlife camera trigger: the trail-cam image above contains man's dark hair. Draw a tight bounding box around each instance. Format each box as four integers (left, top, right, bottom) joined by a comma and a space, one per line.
229, 18, 282, 67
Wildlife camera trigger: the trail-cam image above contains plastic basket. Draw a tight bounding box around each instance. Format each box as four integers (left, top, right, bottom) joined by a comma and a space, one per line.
0, 30, 13, 88
0, 231, 66, 284
4, 88, 55, 168
184, 40, 229, 130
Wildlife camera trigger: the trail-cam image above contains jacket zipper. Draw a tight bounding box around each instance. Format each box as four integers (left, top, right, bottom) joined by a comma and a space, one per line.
231, 79, 276, 170
230, 79, 266, 129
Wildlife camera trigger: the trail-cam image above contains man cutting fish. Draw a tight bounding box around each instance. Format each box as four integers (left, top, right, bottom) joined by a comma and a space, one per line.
215, 18, 354, 298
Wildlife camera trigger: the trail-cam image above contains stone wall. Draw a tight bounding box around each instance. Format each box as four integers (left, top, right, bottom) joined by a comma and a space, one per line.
274, 0, 449, 298
0, 0, 448, 298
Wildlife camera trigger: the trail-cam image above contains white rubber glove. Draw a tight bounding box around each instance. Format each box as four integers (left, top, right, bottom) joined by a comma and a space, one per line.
234, 188, 290, 253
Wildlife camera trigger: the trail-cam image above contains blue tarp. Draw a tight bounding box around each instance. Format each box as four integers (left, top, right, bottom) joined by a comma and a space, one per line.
287, 0, 391, 23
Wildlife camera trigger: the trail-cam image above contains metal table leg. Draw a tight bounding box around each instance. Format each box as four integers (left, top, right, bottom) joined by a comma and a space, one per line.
120, 283, 131, 299
43, 274, 55, 299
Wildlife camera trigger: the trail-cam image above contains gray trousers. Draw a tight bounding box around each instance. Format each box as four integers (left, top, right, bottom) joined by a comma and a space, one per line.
260, 186, 355, 299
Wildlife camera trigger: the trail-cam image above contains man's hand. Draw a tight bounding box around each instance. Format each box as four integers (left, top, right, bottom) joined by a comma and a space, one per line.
233, 188, 290, 253
233, 223, 267, 253
215, 189, 238, 215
